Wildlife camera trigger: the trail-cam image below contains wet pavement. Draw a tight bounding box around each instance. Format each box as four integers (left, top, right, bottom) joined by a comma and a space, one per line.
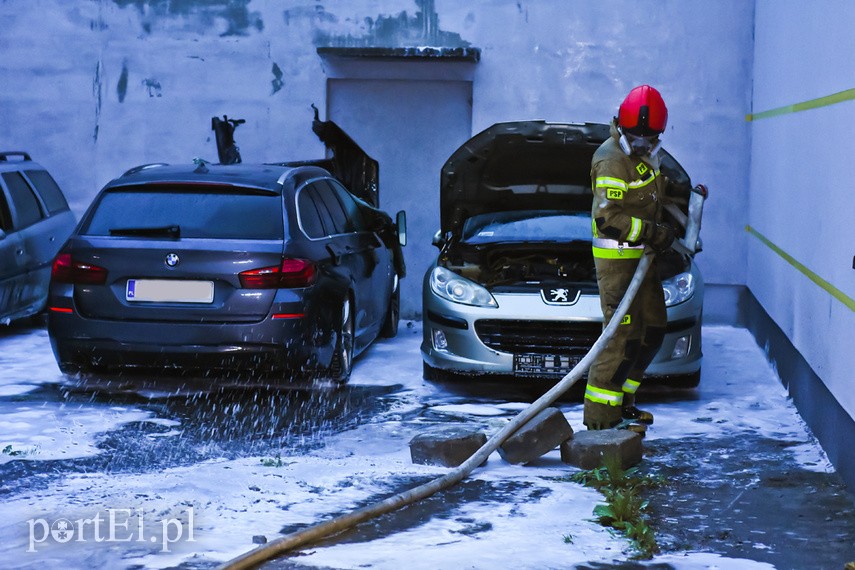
644, 433, 854, 569
0, 320, 853, 569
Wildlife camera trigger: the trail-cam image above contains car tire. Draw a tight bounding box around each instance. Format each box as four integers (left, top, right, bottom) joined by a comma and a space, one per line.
328, 297, 354, 383
380, 285, 400, 339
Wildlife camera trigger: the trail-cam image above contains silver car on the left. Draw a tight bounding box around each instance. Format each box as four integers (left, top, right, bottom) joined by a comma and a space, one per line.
0, 152, 76, 324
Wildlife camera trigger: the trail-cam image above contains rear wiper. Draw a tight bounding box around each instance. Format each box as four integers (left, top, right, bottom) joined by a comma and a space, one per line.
109, 225, 180, 238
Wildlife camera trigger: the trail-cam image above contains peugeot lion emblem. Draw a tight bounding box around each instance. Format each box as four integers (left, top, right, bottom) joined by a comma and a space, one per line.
165, 253, 180, 267
540, 287, 581, 306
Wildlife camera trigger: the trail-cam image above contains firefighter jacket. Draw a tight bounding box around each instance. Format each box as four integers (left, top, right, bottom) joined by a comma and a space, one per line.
590, 122, 670, 259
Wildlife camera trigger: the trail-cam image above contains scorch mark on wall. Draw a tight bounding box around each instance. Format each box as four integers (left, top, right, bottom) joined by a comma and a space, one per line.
93, 61, 103, 142
315, 0, 471, 48
117, 61, 129, 103
283, 5, 337, 26
271, 63, 284, 95
143, 79, 162, 98
112, 0, 263, 36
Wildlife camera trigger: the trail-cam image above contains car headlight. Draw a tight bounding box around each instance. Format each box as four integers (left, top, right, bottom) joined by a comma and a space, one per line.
662, 272, 695, 307
429, 266, 497, 308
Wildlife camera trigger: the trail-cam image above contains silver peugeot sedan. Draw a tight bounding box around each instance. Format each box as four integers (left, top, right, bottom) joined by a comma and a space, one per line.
421, 121, 703, 388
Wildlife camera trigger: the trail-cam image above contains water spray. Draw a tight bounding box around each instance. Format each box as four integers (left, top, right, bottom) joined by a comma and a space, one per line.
219, 250, 655, 570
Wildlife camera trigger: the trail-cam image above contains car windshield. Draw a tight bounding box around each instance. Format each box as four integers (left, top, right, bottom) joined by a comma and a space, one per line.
461, 210, 592, 244
81, 186, 284, 240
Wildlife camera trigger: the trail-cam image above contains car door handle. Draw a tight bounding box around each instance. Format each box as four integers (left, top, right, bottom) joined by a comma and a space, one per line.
16, 249, 24, 256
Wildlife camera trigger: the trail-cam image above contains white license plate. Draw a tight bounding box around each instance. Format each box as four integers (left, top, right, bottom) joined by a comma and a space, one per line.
126, 279, 214, 303
513, 353, 581, 377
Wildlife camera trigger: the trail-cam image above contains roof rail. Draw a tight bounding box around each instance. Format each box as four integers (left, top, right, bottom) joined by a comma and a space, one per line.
121, 163, 169, 177
0, 151, 32, 162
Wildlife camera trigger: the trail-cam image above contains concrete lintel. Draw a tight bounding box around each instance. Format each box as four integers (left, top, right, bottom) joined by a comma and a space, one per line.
317, 46, 481, 62
317, 47, 480, 81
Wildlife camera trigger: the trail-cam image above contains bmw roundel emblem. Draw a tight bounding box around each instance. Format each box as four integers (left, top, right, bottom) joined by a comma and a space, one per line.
165, 253, 180, 267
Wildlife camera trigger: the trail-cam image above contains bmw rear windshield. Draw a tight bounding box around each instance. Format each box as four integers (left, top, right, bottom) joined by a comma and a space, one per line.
80, 184, 285, 240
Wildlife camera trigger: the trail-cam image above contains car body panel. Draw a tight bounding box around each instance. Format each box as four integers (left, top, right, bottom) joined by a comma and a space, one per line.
0, 228, 28, 320
421, 260, 703, 378
67, 237, 285, 322
0, 154, 76, 323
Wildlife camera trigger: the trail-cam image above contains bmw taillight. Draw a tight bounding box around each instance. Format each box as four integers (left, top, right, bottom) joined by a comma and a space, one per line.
239, 258, 316, 289
51, 253, 108, 285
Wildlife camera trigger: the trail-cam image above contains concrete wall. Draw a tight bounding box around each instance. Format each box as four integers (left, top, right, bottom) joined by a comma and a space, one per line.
748, 2, 855, 454
455, 0, 755, 291
0, 0, 755, 318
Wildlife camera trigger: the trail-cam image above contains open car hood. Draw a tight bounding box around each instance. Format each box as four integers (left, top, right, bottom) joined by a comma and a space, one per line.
440, 121, 692, 234
281, 106, 380, 208
440, 121, 606, 234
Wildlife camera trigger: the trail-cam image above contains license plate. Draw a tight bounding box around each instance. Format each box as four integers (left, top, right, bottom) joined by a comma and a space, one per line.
514, 353, 581, 377
126, 279, 214, 303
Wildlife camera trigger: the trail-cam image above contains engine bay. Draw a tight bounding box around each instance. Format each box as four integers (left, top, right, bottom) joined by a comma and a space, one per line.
438, 240, 691, 289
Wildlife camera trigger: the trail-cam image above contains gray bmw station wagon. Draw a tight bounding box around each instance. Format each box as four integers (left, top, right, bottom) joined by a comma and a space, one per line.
48, 117, 406, 382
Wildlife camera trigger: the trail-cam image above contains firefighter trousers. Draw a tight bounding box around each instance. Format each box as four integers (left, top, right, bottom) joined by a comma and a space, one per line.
584, 256, 667, 429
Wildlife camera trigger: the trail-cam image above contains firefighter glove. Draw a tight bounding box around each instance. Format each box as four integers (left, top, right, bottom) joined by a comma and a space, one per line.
647, 223, 675, 252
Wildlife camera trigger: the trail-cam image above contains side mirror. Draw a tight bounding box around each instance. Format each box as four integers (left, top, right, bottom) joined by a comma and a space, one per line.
431, 230, 445, 249
0, 228, 6, 241
396, 210, 407, 247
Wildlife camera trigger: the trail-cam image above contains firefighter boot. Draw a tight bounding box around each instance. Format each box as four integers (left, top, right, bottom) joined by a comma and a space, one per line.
613, 418, 648, 436
587, 418, 648, 437
622, 405, 654, 425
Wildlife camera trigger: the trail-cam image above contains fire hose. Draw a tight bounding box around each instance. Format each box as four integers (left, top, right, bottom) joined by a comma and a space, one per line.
220, 183, 707, 568
219, 250, 656, 570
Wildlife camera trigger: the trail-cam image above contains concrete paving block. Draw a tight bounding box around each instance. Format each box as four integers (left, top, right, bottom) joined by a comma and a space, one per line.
560, 429, 643, 470
498, 407, 574, 465
409, 427, 488, 468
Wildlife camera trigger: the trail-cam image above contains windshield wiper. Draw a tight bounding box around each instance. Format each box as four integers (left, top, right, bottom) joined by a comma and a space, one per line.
109, 225, 180, 238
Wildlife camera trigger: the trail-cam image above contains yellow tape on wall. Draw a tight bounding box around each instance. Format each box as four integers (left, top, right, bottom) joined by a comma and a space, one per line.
746, 88, 855, 121
745, 225, 855, 312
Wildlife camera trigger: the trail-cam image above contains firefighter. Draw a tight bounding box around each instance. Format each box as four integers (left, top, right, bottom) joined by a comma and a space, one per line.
584, 84, 676, 431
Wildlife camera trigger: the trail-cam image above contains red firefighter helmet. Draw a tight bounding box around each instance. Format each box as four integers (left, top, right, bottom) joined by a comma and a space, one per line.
618, 85, 668, 136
